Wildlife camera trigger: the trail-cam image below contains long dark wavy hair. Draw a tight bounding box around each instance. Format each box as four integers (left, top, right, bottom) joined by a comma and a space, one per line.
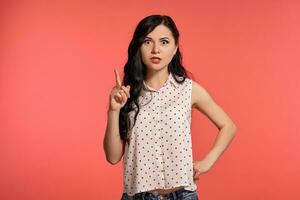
119, 14, 192, 146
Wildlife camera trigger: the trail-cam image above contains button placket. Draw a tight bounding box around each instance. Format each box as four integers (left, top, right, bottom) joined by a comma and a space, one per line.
154, 91, 166, 183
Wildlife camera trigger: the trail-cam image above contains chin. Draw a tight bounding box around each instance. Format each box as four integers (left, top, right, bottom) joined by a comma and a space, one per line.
147, 63, 167, 69
148, 66, 165, 72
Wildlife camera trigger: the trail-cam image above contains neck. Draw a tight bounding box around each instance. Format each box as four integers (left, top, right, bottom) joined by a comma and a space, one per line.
144, 69, 170, 91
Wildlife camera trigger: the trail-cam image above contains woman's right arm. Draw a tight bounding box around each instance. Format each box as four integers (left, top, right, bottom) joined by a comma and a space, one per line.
103, 109, 125, 165
103, 69, 130, 165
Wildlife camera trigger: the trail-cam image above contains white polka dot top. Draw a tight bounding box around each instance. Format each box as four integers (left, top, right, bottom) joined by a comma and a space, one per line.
122, 72, 197, 196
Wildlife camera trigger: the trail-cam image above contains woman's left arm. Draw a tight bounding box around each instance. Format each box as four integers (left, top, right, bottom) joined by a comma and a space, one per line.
191, 80, 237, 179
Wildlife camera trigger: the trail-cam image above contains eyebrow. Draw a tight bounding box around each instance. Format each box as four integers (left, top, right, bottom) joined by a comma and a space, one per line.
144, 36, 170, 40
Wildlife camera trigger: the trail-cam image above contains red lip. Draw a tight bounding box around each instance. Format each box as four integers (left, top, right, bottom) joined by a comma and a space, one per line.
150, 57, 161, 64
150, 56, 161, 60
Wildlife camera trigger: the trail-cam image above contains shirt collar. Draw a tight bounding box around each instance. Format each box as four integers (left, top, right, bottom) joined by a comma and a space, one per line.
143, 73, 179, 92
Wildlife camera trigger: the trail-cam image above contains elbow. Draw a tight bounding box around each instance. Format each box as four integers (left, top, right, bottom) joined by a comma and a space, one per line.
224, 123, 237, 134
231, 123, 237, 134
106, 155, 122, 165
107, 158, 121, 165
103, 144, 119, 165
107, 159, 118, 165
222, 122, 237, 133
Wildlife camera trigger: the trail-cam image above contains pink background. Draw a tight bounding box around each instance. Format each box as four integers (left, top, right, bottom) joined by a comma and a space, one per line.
1, 0, 299, 199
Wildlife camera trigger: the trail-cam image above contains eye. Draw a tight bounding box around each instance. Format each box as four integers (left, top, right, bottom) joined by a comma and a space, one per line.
161, 40, 169, 45
143, 40, 151, 44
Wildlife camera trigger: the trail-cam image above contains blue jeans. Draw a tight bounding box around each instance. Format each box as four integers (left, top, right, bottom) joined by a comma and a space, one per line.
120, 188, 199, 200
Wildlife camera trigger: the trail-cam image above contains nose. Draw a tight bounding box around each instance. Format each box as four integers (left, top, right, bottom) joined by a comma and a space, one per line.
151, 43, 160, 54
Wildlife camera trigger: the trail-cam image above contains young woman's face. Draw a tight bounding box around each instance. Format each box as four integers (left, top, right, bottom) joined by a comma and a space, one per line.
139, 24, 178, 73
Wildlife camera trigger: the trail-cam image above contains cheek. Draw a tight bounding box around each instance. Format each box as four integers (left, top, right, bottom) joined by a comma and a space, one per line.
139, 49, 148, 62
140, 46, 150, 56
164, 51, 175, 62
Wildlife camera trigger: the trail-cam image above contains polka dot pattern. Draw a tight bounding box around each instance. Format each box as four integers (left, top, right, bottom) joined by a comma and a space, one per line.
122, 73, 197, 196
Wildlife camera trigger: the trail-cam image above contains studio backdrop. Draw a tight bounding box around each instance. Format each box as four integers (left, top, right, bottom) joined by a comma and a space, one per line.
0, 1, 299, 200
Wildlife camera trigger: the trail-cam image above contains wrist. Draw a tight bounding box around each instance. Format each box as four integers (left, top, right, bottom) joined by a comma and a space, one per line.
203, 156, 216, 168
108, 108, 120, 114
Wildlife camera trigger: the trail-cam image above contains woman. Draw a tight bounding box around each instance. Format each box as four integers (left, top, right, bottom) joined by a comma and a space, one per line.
104, 14, 237, 200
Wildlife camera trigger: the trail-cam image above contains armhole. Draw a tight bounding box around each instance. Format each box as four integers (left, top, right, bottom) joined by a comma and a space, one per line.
188, 79, 193, 124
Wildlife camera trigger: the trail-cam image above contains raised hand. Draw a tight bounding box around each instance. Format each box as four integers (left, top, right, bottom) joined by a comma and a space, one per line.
109, 68, 131, 112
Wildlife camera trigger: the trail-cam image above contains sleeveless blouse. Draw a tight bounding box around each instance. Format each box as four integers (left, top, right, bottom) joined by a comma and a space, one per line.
122, 73, 197, 196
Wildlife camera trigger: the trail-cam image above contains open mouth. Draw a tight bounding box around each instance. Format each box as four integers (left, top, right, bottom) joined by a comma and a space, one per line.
150, 57, 161, 64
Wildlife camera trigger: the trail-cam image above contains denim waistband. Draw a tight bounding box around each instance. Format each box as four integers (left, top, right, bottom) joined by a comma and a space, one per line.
122, 187, 197, 200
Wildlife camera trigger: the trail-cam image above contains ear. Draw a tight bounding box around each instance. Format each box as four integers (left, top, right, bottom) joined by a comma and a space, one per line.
173, 45, 178, 56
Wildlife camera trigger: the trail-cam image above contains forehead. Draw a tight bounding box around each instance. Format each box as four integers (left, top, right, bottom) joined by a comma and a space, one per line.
146, 24, 173, 39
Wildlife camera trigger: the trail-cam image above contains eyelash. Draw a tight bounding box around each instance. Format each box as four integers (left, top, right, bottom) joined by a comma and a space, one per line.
143, 40, 169, 44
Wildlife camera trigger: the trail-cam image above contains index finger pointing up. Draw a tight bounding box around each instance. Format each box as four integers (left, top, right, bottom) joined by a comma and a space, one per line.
114, 68, 122, 88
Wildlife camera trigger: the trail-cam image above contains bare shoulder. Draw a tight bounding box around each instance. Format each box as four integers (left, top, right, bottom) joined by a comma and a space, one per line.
191, 79, 214, 110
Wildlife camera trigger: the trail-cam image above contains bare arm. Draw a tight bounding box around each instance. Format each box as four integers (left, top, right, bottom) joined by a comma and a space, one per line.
103, 69, 130, 165
191, 80, 237, 169
103, 109, 125, 165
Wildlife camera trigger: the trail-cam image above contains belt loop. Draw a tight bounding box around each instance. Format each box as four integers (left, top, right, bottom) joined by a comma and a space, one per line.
141, 192, 146, 200
171, 191, 177, 200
